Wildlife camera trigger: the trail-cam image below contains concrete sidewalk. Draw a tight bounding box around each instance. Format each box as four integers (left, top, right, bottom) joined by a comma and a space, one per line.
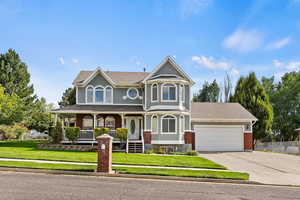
0, 157, 229, 172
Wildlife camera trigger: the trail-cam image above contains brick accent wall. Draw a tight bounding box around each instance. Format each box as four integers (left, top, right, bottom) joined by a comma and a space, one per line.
96, 136, 113, 173
244, 133, 253, 151
143, 131, 152, 144
184, 131, 195, 150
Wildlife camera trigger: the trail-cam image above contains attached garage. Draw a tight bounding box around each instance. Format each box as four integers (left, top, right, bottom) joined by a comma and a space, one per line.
191, 103, 257, 152
194, 125, 244, 151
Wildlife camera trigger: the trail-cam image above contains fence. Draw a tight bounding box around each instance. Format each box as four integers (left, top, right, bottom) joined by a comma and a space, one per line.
255, 141, 300, 153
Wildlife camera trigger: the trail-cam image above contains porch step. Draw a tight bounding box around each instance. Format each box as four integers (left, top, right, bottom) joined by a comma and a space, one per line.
128, 141, 143, 153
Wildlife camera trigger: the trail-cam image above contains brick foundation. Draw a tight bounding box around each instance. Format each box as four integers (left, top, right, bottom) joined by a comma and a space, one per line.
143, 131, 152, 144
184, 131, 195, 150
244, 132, 253, 151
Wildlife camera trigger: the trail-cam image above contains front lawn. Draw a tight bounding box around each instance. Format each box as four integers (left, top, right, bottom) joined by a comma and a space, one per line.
0, 160, 248, 180
0, 141, 225, 169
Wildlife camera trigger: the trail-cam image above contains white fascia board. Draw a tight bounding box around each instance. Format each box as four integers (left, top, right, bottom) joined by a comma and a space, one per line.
77, 68, 116, 87
191, 118, 255, 123
50, 110, 146, 114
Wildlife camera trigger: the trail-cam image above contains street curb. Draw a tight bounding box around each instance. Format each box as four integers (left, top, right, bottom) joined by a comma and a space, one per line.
0, 166, 268, 186
0, 166, 299, 188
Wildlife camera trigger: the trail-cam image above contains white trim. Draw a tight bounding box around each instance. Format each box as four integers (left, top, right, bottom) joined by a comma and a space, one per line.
142, 56, 195, 84
151, 115, 158, 134
126, 88, 139, 100
161, 83, 177, 102
161, 114, 177, 134
51, 110, 146, 114
144, 82, 147, 110
193, 125, 244, 128
191, 119, 256, 123
151, 140, 185, 144
76, 86, 78, 104
151, 83, 159, 102
77, 103, 142, 106
148, 105, 184, 110
94, 85, 104, 103
180, 115, 185, 134
146, 79, 189, 84
147, 111, 190, 115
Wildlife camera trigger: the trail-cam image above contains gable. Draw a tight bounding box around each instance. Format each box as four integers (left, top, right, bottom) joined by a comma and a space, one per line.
152, 61, 183, 78
85, 71, 112, 87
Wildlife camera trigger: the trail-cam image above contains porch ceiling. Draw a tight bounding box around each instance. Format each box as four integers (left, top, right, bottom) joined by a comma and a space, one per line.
51, 104, 144, 114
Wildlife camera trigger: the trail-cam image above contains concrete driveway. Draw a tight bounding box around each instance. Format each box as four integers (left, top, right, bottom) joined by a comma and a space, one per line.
199, 151, 300, 186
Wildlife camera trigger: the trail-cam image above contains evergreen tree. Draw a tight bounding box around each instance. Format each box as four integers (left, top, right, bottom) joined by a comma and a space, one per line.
58, 87, 76, 108
193, 80, 220, 102
231, 72, 273, 143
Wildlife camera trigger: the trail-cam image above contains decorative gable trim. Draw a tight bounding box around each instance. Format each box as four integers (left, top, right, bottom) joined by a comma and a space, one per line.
75, 67, 116, 87
142, 56, 195, 84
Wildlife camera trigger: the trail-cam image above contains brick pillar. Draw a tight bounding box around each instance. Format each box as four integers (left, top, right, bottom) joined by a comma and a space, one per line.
184, 131, 195, 150
96, 134, 114, 173
143, 131, 152, 144
244, 133, 253, 151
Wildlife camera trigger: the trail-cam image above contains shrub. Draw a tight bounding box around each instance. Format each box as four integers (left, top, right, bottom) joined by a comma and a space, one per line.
116, 128, 128, 141
185, 150, 198, 156
49, 122, 63, 144
64, 127, 80, 144
94, 128, 110, 137
0, 124, 28, 140
144, 149, 154, 154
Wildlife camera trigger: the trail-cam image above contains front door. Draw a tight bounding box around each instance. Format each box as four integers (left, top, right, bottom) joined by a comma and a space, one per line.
126, 118, 140, 140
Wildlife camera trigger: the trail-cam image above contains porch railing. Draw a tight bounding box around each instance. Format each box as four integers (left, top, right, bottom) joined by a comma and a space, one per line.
78, 129, 117, 141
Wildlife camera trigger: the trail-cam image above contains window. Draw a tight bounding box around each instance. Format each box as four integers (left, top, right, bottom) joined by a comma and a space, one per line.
105, 86, 112, 103
86, 86, 94, 103
105, 116, 115, 129
127, 88, 139, 99
151, 84, 158, 102
151, 115, 158, 133
162, 115, 176, 133
180, 85, 185, 102
96, 116, 104, 128
162, 84, 176, 101
82, 115, 93, 130
95, 86, 104, 103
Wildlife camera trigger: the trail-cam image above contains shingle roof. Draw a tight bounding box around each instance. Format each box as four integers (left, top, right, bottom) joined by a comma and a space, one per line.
51, 104, 144, 113
191, 102, 257, 122
73, 70, 150, 86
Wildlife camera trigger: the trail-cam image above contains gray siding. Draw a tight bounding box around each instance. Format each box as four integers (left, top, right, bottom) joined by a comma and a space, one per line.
153, 62, 183, 78
184, 115, 190, 130
76, 73, 142, 104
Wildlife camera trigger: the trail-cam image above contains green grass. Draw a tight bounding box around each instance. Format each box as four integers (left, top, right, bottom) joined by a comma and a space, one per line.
0, 141, 225, 169
0, 160, 248, 180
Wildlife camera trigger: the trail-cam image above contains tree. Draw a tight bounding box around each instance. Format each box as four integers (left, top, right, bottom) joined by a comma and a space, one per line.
231, 72, 273, 143
0, 86, 24, 125
0, 49, 35, 105
193, 80, 220, 102
58, 87, 76, 108
266, 72, 300, 141
24, 97, 54, 133
223, 73, 233, 102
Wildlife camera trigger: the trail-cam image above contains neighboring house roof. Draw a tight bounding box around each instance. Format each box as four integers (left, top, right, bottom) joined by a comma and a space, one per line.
73, 70, 150, 86
51, 104, 144, 113
191, 102, 257, 122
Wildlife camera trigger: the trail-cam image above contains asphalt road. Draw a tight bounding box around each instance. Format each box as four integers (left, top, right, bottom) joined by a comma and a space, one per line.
0, 171, 299, 200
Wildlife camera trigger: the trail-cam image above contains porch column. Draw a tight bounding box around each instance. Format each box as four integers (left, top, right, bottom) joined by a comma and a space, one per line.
121, 113, 125, 128
54, 114, 58, 126
93, 114, 97, 129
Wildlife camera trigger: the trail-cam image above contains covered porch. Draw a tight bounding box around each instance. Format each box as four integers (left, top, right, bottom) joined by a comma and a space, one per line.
52, 104, 145, 144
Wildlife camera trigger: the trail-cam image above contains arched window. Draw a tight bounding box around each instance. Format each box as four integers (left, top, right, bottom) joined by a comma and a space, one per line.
151, 84, 158, 102
162, 83, 176, 101
96, 116, 104, 128
105, 86, 113, 103
86, 86, 94, 103
151, 115, 158, 133
95, 86, 104, 103
82, 115, 93, 130
161, 115, 176, 133
105, 116, 115, 129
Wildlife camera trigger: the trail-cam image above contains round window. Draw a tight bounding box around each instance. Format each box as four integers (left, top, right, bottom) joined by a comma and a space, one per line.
127, 88, 138, 99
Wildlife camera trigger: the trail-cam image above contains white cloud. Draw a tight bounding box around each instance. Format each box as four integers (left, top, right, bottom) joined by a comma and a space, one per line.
59, 57, 65, 65
223, 29, 264, 53
272, 59, 300, 70
229, 68, 240, 76
180, 0, 212, 19
192, 56, 230, 70
72, 58, 79, 64
266, 37, 291, 50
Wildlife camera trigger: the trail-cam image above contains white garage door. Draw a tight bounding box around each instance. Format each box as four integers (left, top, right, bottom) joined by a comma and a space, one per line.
194, 125, 244, 152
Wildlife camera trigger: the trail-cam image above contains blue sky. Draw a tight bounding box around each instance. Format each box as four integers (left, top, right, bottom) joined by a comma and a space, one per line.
1, 0, 300, 105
